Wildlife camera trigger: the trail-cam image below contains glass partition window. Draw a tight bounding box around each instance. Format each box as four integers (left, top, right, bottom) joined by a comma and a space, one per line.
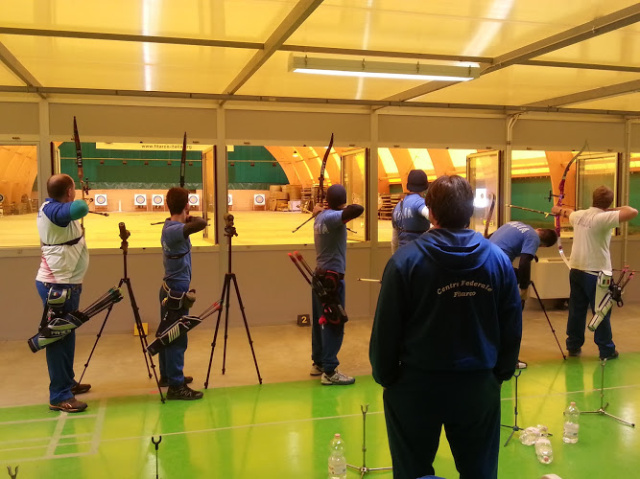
467, 151, 501, 236
377, 148, 472, 244
630, 153, 640, 235
342, 148, 367, 242
510, 150, 554, 229
0, 144, 39, 248
57, 141, 213, 249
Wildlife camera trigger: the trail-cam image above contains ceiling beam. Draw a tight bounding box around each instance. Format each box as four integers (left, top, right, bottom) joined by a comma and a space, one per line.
0, 41, 45, 99
2, 84, 639, 117
526, 79, 640, 107
222, 0, 324, 96
484, 4, 640, 73
0, 27, 263, 50
523, 59, 640, 74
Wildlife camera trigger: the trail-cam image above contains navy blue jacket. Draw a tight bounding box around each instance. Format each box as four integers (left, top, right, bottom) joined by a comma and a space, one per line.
370, 228, 522, 387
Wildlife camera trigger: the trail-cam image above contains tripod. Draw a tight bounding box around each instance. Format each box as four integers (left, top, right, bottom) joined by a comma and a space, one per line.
346, 405, 392, 477
529, 281, 567, 360
500, 370, 524, 446
581, 359, 635, 427
204, 214, 262, 388
78, 222, 164, 403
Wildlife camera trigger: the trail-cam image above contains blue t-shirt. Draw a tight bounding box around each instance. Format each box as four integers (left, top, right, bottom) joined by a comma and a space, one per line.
314, 209, 347, 274
489, 221, 540, 262
391, 194, 430, 248
161, 220, 191, 291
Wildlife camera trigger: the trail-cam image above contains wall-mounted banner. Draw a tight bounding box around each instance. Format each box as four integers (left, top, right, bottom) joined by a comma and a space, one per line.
95, 142, 211, 152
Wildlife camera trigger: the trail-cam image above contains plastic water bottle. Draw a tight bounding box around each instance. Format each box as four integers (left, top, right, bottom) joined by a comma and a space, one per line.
535, 427, 553, 464
519, 425, 541, 446
563, 401, 580, 444
328, 433, 347, 479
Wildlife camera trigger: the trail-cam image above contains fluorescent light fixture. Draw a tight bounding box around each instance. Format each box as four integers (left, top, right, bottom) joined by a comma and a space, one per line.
289, 55, 480, 82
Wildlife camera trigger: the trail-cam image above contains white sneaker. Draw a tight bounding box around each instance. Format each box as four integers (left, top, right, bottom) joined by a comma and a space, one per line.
321, 370, 355, 386
516, 360, 528, 369
310, 363, 323, 376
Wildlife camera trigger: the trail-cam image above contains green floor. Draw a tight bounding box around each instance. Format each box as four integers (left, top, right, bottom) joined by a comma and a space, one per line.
1, 355, 639, 479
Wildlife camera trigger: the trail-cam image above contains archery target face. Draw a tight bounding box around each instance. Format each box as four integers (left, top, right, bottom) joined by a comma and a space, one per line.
473, 188, 488, 208
152, 194, 164, 206
228, 194, 233, 206
95, 194, 108, 206
188, 194, 200, 206
254, 193, 266, 205
134, 194, 147, 206
0, 193, 4, 203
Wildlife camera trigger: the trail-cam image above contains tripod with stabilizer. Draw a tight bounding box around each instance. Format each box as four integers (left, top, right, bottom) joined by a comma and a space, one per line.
204, 214, 262, 388
77, 222, 165, 403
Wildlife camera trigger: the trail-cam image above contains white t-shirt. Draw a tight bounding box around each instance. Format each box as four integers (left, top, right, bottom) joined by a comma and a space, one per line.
569, 207, 620, 272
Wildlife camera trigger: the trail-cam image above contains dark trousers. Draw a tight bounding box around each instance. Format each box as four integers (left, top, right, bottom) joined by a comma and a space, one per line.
36, 281, 81, 404
567, 269, 616, 356
311, 279, 345, 374
383, 370, 501, 479
158, 286, 188, 387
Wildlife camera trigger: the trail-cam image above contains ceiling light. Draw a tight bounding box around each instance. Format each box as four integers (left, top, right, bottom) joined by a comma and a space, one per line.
289, 55, 480, 82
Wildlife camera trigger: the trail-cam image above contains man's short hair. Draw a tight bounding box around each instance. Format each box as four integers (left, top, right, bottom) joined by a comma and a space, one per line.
425, 175, 474, 229
592, 185, 614, 209
47, 174, 74, 201
166, 187, 189, 215
537, 228, 558, 247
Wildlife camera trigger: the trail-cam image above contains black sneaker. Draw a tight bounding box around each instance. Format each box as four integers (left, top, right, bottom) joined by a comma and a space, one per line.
568, 348, 582, 357
167, 384, 203, 400
600, 350, 619, 361
71, 383, 91, 395
159, 376, 193, 388
49, 397, 88, 413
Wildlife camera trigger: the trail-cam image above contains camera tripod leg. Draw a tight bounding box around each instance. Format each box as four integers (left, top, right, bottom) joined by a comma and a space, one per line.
204, 276, 229, 389
529, 281, 566, 360
230, 274, 262, 384
500, 370, 524, 446
78, 278, 125, 385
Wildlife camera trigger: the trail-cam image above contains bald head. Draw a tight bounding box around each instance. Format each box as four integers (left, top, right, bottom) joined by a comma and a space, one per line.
47, 174, 75, 202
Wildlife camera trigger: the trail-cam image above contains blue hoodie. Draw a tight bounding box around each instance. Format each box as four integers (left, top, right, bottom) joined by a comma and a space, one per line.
370, 228, 522, 388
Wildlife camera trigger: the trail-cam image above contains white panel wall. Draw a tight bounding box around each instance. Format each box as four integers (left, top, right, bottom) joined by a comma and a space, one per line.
0, 101, 39, 138
513, 118, 626, 150
49, 103, 218, 143
378, 114, 506, 148
226, 109, 370, 144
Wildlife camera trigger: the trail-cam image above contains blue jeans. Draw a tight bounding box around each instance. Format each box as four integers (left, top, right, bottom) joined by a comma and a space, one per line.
36, 281, 82, 404
158, 286, 188, 387
311, 279, 345, 374
567, 269, 616, 356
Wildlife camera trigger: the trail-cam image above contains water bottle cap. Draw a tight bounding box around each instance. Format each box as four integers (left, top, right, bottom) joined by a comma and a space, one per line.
334, 433, 341, 438
570, 401, 576, 406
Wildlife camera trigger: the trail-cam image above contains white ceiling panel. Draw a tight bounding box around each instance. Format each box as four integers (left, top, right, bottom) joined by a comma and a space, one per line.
238, 51, 429, 100
0, 62, 23, 86
288, 0, 639, 57
568, 92, 640, 111
0, 35, 255, 92
413, 65, 640, 106
0, 0, 299, 42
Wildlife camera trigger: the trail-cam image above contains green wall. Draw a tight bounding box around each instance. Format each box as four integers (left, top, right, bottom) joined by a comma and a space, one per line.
510, 177, 555, 228
60, 144, 288, 190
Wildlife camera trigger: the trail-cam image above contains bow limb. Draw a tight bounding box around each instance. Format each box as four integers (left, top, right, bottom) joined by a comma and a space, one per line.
555, 141, 588, 269
317, 133, 333, 205
73, 116, 88, 227
180, 132, 187, 188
